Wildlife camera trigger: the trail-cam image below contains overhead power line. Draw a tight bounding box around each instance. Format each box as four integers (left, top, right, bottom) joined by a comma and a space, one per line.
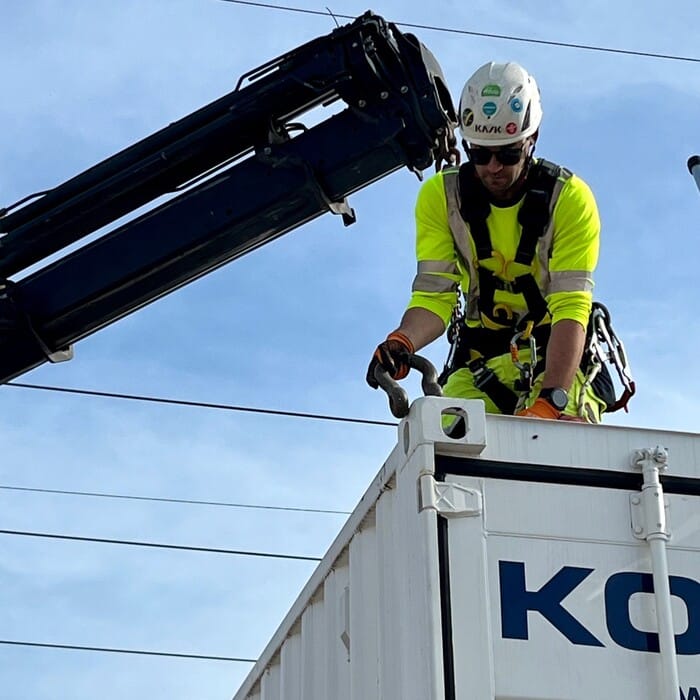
0, 639, 255, 663
0, 484, 351, 516
0, 528, 322, 562
218, 0, 700, 64
6, 381, 396, 428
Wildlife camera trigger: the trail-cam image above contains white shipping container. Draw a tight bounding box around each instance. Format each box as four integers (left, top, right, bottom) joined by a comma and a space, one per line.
232, 398, 700, 700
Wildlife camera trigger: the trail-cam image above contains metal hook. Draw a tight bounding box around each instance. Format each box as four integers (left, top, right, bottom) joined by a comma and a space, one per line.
374, 354, 443, 418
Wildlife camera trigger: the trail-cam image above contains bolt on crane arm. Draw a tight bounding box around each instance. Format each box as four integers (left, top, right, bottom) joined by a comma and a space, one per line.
0, 11, 457, 384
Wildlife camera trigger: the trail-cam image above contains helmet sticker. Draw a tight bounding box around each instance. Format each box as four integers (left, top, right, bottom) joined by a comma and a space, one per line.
462, 108, 474, 127
509, 97, 523, 113
506, 122, 518, 135
482, 101, 497, 117
481, 84, 501, 97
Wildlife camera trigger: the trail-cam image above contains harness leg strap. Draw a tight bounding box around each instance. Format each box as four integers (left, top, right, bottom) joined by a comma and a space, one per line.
468, 358, 519, 414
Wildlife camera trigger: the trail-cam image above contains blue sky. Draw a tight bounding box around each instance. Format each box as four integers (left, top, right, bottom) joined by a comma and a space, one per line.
1, 1, 699, 698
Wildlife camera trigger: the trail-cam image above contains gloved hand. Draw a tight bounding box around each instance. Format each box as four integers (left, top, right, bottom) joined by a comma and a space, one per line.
366, 331, 415, 389
516, 397, 561, 420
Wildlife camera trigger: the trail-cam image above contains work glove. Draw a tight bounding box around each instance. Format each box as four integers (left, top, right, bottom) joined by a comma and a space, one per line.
516, 397, 561, 420
366, 331, 415, 389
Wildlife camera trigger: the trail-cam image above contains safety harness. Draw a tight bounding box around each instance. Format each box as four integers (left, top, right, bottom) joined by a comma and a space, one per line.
459, 159, 563, 330
439, 159, 635, 416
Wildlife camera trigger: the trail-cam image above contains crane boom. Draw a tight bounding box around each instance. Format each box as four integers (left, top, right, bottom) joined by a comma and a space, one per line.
0, 12, 456, 384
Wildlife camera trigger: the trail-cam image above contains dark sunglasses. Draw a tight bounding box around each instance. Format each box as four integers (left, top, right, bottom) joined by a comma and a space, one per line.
467, 145, 524, 166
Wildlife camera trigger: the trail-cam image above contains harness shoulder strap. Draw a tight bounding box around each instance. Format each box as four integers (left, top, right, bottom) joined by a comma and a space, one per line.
448, 158, 573, 330
456, 162, 492, 259
515, 159, 569, 265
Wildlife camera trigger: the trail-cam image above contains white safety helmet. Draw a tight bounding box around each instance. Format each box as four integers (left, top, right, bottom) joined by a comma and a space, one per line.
458, 62, 543, 147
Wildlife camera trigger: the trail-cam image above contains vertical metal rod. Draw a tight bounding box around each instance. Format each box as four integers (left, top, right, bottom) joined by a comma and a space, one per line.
633, 446, 679, 700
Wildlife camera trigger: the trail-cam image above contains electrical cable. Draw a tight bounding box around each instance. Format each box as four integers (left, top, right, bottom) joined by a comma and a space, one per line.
217, 0, 700, 64
0, 484, 351, 515
6, 381, 396, 428
0, 639, 255, 663
0, 528, 322, 562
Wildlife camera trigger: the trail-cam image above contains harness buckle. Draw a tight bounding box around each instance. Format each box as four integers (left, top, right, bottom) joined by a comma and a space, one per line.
467, 357, 495, 391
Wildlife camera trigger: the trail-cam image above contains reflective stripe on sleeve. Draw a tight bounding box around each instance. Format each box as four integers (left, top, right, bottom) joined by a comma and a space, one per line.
548, 270, 594, 294
411, 272, 458, 293
417, 260, 459, 275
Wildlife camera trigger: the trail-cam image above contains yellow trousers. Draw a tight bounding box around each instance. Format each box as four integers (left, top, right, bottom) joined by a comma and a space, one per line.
442, 349, 607, 423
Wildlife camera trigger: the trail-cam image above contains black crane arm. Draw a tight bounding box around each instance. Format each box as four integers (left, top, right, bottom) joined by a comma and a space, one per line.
0, 11, 457, 384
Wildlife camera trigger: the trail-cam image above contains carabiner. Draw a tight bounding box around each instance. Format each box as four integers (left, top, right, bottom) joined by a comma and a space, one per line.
510, 326, 538, 394
509, 327, 537, 371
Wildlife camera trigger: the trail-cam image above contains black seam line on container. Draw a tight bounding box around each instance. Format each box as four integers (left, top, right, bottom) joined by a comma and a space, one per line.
217, 0, 700, 64
437, 511, 457, 700
654, 475, 700, 496
436, 456, 640, 490
0, 484, 351, 516
0, 639, 255, 662
435, 456, 700, 496
5, 382, 396, 428
0, 529, 322, 562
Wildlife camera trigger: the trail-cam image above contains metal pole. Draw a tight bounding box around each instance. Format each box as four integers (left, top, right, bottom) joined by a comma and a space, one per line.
632, 446, 679, 700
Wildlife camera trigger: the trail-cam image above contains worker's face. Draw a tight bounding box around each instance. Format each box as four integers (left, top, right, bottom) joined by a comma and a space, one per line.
467, 138, 532, 199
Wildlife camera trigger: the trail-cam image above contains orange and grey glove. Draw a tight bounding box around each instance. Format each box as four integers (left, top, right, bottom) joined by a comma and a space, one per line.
366, 331, 415, 389
516, 397, 561, 420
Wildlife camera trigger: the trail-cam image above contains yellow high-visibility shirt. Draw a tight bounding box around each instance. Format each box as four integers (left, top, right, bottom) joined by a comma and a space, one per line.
407, 163, 600, 329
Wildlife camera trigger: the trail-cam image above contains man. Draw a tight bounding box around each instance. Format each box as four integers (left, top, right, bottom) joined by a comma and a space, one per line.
366, 61, 608, 422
